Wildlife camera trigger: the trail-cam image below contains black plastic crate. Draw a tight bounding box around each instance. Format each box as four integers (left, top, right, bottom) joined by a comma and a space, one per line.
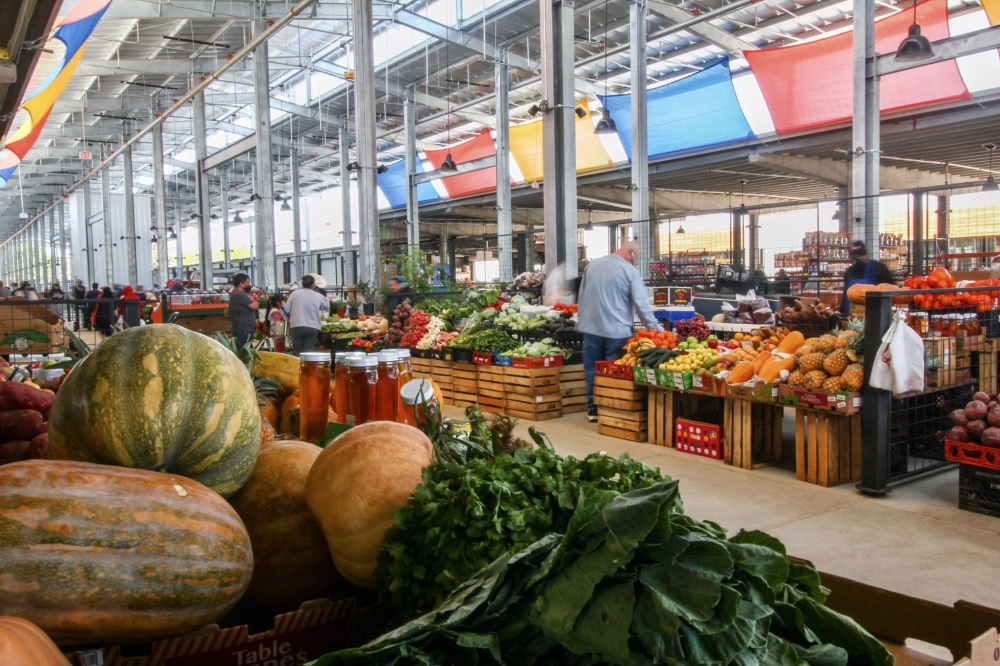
452, 348, 474, 364
958, 464, 1000, 518
981, 310, 999, 339
776, 314, 834, 338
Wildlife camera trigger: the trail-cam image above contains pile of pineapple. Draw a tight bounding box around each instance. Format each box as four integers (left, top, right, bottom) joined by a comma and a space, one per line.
787, 318, 865, 392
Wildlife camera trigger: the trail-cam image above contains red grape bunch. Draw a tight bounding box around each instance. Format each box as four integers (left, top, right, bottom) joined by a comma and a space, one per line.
674, 314, 710, 342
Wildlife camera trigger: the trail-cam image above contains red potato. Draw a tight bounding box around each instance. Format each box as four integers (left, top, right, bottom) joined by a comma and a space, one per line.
0, 382, 55, 415
34, 422, 47, 437
989, 409, 1000, 428
29, 432, 48, 459
0, 440, 31, 465
0, 410, 44, 443
974, 391, 992, 405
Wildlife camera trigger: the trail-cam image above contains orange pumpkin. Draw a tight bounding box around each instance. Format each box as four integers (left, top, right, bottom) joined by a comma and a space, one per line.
0, 617, 71, 666
260, 400, 279, 429
305, 422, 434, 587
229, 441, 353, 613
281, 391, 300, 419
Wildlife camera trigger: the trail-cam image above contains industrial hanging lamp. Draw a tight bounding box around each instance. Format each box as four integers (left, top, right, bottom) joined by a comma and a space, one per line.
983, 144, 999, 192
594, 0, 618, 135
676, 225, 685, 234
737, 179, 749, 216
585, 204, 594, 231
895, 0, 934, 62
232, 210, 243, 223
440, 154, 457, 171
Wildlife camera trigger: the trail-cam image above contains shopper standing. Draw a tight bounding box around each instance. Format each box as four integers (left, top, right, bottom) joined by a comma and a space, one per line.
264, 294, 289, 353
576, 240, 662, 422
46, 283, 66, 318
118, 286, 142, 328
94, 287, 116, 337
0, 281, 9, 298
840, 241, 894, 314
85, 282, 101, 330
284, 274, 329, 356
228, 273, 259, 348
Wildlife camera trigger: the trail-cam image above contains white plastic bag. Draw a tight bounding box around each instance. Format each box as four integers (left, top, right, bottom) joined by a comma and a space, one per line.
869, 310, 925, 395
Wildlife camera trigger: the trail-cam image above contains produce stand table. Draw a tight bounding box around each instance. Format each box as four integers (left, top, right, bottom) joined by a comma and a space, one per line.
559, 364, 587, 413
794, 409, 862, 487
504, 366, 562, 421
477, 364, 506, 413
594, 375, 647, 441
971, 337, 999, 395
648, 387, 715, 447
452, 364, 478, 407
160, 295, 230, 334
723, 398, 783, 470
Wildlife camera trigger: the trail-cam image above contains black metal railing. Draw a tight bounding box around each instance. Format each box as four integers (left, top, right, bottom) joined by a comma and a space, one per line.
859, 285, 998, 496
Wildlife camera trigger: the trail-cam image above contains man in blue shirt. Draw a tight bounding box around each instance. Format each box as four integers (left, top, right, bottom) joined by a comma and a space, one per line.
576, 240, 662, 421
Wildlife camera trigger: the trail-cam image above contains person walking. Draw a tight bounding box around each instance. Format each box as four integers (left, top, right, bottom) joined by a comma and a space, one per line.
227, 273, 259, 348
576, 240, 662, 422
94, 287, 117, 337
283, 274, 329, 356
46, 283, 66, 318
264, 294, 289, 353
0, 281, 10, 298
85, 282, 101, 330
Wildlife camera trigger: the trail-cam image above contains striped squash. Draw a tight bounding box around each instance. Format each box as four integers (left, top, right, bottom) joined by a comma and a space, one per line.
229, 441, 352, 613
48, 324, 260, 497
0, 460, 253, 646
0, 617, 71, 666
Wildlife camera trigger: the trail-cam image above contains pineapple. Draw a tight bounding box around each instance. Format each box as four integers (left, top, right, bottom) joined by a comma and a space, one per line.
822, 375, 845, 392
823, 348, 850, 376
842, 363, 864, 391
795, 345, 813, 362
788, 370, 807, 387
799, 351, 827, 372
811, 337, 835, 354
835, 330, 857, 349
804, 370, 829, 390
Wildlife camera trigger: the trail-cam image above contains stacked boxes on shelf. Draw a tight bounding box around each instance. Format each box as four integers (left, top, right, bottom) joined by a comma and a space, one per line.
594, 375, 648, 442
451, 363, 478, 410
476, 364, 506, 413
559, 364, 587, 414
504, 366, 563, 421
429, 359, 454, 405
409, 355, 433, 380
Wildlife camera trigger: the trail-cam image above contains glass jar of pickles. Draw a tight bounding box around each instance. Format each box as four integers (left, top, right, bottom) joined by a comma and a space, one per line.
375, 351, 399, 422
333, 351, 364, 423
346, 355, 378, 425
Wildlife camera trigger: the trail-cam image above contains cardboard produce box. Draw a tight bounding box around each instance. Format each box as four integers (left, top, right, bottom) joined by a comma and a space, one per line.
67, 597, 385, 666
778, 383, 862, 414
0, 300, 64, 354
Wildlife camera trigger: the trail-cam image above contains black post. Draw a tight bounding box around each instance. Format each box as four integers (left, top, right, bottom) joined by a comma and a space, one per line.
912, 191, 923, 278
857, 290, 893, 496
731, 210, 743, 269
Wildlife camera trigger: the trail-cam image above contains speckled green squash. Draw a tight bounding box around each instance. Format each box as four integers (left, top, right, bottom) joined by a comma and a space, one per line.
0, 460, 253, 646
48, 324, 259, 497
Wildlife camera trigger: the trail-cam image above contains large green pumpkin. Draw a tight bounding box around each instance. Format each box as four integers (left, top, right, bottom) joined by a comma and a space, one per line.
48, 324, 259, 497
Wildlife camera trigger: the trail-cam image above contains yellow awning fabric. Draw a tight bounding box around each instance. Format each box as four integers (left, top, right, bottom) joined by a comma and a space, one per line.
509, 100, 615, 184
984, 0, 1000, 25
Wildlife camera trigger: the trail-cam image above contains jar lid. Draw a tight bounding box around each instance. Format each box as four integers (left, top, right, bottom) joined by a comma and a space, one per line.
300, 352, 330, 363
399, 379, 435, 406
377, 350, 398, 362
346, 355, 378, 367
396, 348, 411, 358
335, 351, 366, 361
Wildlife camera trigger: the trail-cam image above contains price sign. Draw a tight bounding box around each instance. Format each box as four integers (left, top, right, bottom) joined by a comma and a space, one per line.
79, 150, 92, 160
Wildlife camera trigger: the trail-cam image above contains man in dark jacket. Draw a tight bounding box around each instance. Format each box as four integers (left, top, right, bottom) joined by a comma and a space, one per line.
85, 282, 101, 330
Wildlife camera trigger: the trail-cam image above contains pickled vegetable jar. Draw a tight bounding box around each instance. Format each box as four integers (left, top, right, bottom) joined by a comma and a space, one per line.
299, 352, 332, 441
347, 355, 378, 425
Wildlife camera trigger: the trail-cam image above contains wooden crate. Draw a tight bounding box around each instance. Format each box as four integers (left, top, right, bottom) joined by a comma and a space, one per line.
506, 392, 563, 421
647, 388, 706, 447
593, 376, 646, 411
794, 409, 862, 487
560, 364, 585, 382
723, 399, 783, 470
452, 366, 478, 394
504, 366, 561, 394
597, 402, 647, 442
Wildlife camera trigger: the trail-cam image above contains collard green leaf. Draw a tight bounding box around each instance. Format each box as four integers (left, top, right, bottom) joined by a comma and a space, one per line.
556, 582, 636, 665
730, 529, 788, 556
792, 642, 850, 666
639, 536, 733, 623
726, 541, 790, 592
787, 564, 830, 603
795, 596, 893, 666
677, 600, 771, 665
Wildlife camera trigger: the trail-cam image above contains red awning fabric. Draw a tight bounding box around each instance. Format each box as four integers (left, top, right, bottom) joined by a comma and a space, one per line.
423, 129, 499, 198
745, 0, 970, 133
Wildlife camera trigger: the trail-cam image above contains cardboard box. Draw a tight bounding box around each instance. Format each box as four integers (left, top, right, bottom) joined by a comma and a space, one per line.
0, 300, 64, 355
778, 384, 862, 414
925, 338, 958, 388
66, 597, 385, 666
726, 381, 777, 403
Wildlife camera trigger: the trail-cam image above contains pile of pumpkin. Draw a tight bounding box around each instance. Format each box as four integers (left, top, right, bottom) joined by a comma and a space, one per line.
0, 324, 429, 664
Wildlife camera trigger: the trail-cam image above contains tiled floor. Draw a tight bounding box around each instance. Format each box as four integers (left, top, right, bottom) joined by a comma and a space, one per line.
447, 407, 1000, 611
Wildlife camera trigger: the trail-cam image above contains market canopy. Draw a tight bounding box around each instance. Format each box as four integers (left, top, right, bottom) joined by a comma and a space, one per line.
508, 100, 615, 184
744, 0, 969, 133
599, 59, 756, 161
423, 129, 501, 199
376, 155, 441, 209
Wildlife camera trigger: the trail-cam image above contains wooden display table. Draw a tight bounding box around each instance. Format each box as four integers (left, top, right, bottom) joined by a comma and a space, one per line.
594, 376, 647, 442
451, 363, 477, 409
559, 364, 587, 414
723, 399, 782, 470
794, 408, 862, 487
477, 364, 506, 413
504, 366, 562, 421
648, 387, 711, 447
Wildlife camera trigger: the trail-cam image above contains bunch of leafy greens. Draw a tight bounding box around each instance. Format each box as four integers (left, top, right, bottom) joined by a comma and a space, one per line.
376, 427, 663, 619
318, 481, 892, 666
444, 328, 517, 354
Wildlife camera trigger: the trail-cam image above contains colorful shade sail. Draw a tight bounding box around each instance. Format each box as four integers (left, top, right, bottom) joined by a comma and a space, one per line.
509, 99, 615, 184
984, 0, 1000, 25
423, 129, 499, 198
0, 0, 112, 187
745, 0, 969, 133
599, 59, 755, 161
377, 155, 441, 209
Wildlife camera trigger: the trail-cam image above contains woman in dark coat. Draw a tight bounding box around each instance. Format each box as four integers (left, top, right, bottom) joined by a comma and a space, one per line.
94, 287, 117, 337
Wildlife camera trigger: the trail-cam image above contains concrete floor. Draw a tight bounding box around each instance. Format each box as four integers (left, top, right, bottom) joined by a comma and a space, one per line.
464, 409, 1000, 612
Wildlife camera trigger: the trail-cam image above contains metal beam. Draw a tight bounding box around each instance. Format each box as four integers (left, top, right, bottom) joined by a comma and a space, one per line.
631, 0, 651, 277
646, 0, 758, 56
495, 52, 513, 283
339, 123, 354, 284
222, 176, 231, 270
852, 0, 879, 256
749, 153, 976, 190
253, 20, 278, 290
100, 147, 113, 286
580, 186, 790, 212
94, 0, 394, 21
412, 155, 497, 184
878, 25, 1000, 76
394, 9, 539, 72
204, 134, 258, 171
153, 123, 168, 288
290, 145, 303, 281
354, 0, 380, 287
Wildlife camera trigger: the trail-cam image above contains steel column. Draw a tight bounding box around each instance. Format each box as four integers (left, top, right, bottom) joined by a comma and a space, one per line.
100, 148, 113, 287
175, 207, 183, 278
83, 181, 94, 286
912, 191, 924, 277
851, 0, 880, 257
252, 19, 278, 289
42, 211, 50, 289
290, 145, 303, 281
123, 137, 139, 287
541, 0, 578, 278
937, 196, 949, 240
222, 176, 231, 269
630, 0, 650, 277
495, 52, 513, 283
59, 199, 68, 290
193, 90, 214, 290
404, 92, 420, 252
748, 213, 758, 272
837, 186, 849, 233
339, 122, 354, 284
858, 291, 893, 496
152, 123, 169, 288
353, 0, 379, 287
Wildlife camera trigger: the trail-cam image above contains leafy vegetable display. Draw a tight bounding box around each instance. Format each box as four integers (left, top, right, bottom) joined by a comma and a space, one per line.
444, 328, 515, 354
500, 338, 565, 359
318, 480, 892, 666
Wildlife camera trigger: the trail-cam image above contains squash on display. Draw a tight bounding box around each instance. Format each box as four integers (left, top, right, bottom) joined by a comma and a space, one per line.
305, 422, 435, 588
47, 325, 260, 497
253, 351, 300, 395
759, 355, 796, 383
776, 331, 805, 354
229, 441, 352, 613
0, 617, 71, 666
0, 461, 253, 646
727, 360, 755, 384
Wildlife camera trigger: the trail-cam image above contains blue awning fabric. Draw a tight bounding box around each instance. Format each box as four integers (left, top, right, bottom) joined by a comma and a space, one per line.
377, 156, 440, 209
599, 58, 756, 161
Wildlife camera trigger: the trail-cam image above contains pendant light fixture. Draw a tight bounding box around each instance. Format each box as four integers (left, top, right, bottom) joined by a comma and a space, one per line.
895, 0, 934, 62
594, 0, 618, 135
983, 143, 998, 192
737, 179, 749, 216
585, 204, 594, 231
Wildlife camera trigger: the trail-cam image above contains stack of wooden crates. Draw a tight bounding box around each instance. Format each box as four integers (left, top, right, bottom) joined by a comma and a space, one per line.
559, 364, 587, 414
451, 364, 478, 410
504, 366, 563, 421
594, 376, 648, 442
477, 365, 506, 413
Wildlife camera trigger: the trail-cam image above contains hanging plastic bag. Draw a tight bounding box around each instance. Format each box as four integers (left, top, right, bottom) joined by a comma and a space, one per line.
869, 310, 925, 395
